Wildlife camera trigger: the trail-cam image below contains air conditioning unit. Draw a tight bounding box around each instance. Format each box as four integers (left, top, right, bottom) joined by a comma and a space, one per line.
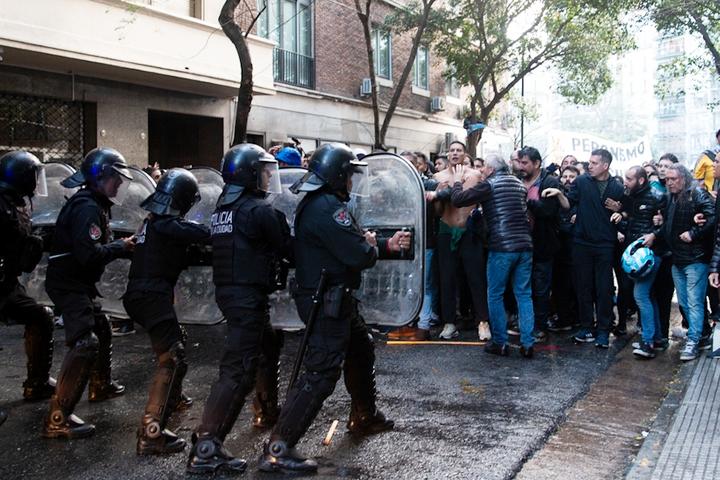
431, 96, 445, 112
360, 78, 372, 97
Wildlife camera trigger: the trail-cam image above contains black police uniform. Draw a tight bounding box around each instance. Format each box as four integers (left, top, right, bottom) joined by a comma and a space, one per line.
124, 213, 210, 454
188, 190, 291, 473
0, 189, 55, 401
263, 188, 398, 470
43, 188, 128, 437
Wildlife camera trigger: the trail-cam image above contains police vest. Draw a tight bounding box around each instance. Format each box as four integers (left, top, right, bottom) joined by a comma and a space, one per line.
127, 216, 191, 293
211, 194, 277, 289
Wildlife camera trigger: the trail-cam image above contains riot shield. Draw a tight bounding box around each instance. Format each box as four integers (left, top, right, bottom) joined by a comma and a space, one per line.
174, 167, 224, 325
268, 154, 424, 329
22, 162, 79, 307
96, 167, 156, 318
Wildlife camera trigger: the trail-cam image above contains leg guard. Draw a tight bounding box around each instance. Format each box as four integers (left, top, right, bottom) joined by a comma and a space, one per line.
23, 306, 56, 401
344, 314, 393, 435
253, 326, 283, 429
42, 332, 98, 439
137, 341, 188, 455
88, 312, 124, 402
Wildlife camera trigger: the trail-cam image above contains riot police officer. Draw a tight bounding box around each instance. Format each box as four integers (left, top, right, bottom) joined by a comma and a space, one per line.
42, 147, 135, 439
258, 143, 411, 473
187, 144, 291, 474
123, 168, 210, 455
0, 151, 56, 424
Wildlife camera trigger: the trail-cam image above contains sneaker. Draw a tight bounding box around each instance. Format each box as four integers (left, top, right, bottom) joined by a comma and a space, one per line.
546, 319, 572, 332
520, 345, 534, 359
671, 326, 688, 340
595, 331, 610, 349
533, 330, 548, 343
111, 322, 135, 337
698, 336, 712, 351
477, 322, 491, 342
439, 323, 459, 340
612, 326, 627, 337
484, 342, 509, 356
680, 341, 699, 361
633, 341, 656, 359
654, 338, 670, 351
573, 329, 595, 343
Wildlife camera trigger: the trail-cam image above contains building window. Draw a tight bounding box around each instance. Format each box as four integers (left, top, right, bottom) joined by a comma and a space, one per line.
258, 0, 314, 88
445, 75, 460, 98
412, 46, 429, 90
372, 29, 392, 80
134, 0, 201, 19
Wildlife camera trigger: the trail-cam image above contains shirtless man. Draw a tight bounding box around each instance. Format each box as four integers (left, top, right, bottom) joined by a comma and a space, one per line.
426, 141, 490, 341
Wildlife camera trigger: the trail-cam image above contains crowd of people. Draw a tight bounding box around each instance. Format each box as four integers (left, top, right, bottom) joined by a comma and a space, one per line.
391, 129, 720, 362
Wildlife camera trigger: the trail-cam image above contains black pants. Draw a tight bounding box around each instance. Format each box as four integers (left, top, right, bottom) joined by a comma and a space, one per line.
437, 230, 488, 326
573, 244, 614, 332
552, 251, 577, 328
271, 292, 377, 447
613, 248, 635, 330
1, 283, 52, 333
47, 289, 107, 346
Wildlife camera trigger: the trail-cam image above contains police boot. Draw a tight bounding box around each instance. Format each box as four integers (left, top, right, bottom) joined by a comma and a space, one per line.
258, 440, 318, 473
343, 347, 394, 435
42, 333, 98, 439
88, 319, 125, 402
186, 434, 247, 475
23, 308, 56, 401
252, 330, 282, 429
137, 343, 188, 455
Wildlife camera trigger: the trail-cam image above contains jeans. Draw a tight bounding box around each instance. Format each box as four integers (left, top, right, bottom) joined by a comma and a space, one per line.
652, 255, 674, 340
632, 255, 661, 345
486, 251, 534, 348
532, 259, 553, 331
573, 244, 614, 332
671, 263, 709, 343
418, 248, 438, 330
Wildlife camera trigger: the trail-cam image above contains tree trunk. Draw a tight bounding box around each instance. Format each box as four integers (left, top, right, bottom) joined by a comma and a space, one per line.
356, 0, 381, 150
220, 0, 253, 146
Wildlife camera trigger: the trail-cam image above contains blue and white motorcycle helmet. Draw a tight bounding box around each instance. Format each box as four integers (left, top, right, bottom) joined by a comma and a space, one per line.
621, 238, 656, 279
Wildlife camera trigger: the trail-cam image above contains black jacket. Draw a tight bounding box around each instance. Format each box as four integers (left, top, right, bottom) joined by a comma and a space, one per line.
618, 183, 667, 252
450, 169, 532, 252
526, 169, 561, 261
566, 173, 624, 249
659, 186, 715, 266
293, 189, 398, 291
45, 189, 127, 296
126, 215, 210, 294
0, 190, 44, 291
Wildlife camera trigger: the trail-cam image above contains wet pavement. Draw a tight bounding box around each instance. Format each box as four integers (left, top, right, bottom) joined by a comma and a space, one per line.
0, 320, 678, 480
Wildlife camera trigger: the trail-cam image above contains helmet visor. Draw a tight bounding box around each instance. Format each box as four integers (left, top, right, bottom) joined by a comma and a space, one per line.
349, 163, 369, 198
259, 160, 282, 195
101, 173, 132, 205
34, 166, 48, 197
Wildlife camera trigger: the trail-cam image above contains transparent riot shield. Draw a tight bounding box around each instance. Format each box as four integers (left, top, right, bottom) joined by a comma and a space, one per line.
97, 167, 156, 318
175, 167, 224, 325
268, 155, 424, 329
23, 162, 79, 307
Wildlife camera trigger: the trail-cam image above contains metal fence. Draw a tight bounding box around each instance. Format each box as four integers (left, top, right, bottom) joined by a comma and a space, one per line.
273, 48, 315, 89
0, 93, 85, 165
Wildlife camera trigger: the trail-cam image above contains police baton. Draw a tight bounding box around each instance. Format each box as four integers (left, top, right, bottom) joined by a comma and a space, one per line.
287, 269, 329, 396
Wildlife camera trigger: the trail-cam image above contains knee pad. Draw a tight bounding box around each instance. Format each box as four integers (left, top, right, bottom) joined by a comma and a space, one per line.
161, 341, 188, 378
71, 332, 99, 360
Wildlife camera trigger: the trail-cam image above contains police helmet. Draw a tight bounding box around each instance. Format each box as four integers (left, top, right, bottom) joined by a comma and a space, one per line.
290, 143, 367, 195
62, 147, 132, 189
141, 168, 200, 216
621, 239, 656, 279
217, 143, 281, 206
0, 150, 47, 198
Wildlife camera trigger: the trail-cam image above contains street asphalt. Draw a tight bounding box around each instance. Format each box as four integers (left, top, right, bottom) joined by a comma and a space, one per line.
0, 319, 676, 480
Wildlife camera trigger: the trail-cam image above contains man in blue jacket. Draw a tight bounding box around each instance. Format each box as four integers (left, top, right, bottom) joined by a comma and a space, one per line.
566, 149, 624, 348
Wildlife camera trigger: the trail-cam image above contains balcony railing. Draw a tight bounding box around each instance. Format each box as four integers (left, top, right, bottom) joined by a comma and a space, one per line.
273, 48, 315, 89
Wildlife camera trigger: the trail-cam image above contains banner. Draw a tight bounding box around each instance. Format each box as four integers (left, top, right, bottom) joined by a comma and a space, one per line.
548, 130, 652, 172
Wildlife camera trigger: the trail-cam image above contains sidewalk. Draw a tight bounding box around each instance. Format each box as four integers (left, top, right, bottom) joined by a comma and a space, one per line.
627, 355, 720, 480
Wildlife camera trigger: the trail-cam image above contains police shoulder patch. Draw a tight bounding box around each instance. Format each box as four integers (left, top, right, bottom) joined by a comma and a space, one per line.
333, 207, 352, 227
89, 223, 102, 241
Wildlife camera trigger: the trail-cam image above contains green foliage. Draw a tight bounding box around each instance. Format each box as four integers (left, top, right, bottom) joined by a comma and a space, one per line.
434, 0, 639, 125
